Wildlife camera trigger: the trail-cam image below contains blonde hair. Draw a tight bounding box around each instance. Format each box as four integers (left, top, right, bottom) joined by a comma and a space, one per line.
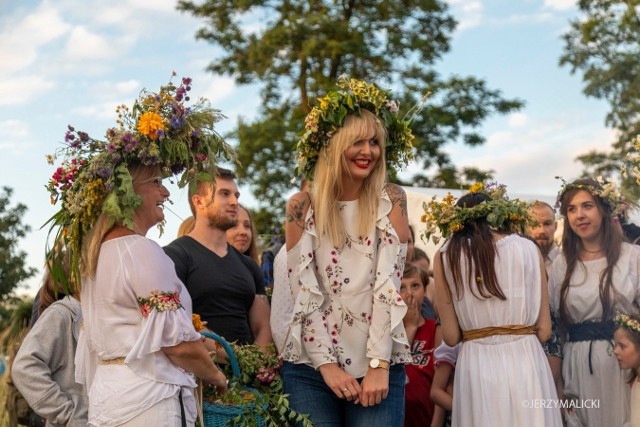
80, 164, 157, 281
178, 216, 195, 237
313, 110, 387, 247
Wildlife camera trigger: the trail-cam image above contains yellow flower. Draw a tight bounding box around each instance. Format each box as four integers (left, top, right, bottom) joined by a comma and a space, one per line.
192, 313, 207, 331
137, 112, 165, 139
469, 182, 484, 193
450, 221, 463, 232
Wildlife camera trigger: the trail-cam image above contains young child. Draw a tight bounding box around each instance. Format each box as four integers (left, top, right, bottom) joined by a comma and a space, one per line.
430, 341, 461, 427
401, 262, 439, 427
613, 312, 640, 427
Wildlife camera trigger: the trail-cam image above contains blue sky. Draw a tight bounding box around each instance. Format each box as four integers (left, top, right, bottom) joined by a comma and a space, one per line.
1, 0, 613, 294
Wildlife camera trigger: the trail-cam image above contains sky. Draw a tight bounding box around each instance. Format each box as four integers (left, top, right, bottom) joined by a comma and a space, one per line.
0, 0, 614, 295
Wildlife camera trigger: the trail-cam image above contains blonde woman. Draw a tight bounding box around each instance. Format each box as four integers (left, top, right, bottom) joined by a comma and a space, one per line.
46, 76, 231, 426
280, 77, 414, 426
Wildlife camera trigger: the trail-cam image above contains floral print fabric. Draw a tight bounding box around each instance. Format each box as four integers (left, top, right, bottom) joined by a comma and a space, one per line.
282, 188, 411, 378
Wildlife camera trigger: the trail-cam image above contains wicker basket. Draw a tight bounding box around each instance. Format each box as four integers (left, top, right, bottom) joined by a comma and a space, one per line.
200, 331, 265, 427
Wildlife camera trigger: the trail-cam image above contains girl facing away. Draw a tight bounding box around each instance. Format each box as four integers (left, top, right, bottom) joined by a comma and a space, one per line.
613, 312, 640, 427
429, 184, 562, 427
550, 177, 640, 427
280, 77, 414, 427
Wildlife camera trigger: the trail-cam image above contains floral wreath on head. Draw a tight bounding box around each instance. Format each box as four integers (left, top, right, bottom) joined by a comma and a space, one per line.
420, 182, 533, 245
555, 176, 630, 217
296, 75, 418, 181
615, 312, 640, 336
45, 72, 237, 290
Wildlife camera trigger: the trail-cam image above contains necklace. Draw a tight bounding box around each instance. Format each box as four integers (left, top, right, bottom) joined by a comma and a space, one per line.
582, 247, 602, 254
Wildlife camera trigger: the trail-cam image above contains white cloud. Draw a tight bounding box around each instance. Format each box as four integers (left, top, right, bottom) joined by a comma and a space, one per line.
0, 2, 71, 76
0, 75, 55, 106
0, 120, 35, 153
201, 76, 238, 104
71, 101, 123, 120
63, 26, 120, 61
543, 0, 576, 12
92, 79, 141, 99
446, 117, 616, 195
447, 0, 484, 31
508, 112, 529, 127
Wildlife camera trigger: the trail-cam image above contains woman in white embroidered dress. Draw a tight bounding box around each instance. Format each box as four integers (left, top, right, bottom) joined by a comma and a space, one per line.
75, 164, 227, 426
549, 177, 640, 427
281, 77, 413, 426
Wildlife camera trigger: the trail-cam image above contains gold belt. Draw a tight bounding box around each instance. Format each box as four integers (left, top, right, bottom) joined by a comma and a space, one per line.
99, 357, 126, 365
462, 324, 537, 342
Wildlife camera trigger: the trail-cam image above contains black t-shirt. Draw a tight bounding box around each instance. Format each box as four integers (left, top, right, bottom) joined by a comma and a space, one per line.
164, 236, 265, 344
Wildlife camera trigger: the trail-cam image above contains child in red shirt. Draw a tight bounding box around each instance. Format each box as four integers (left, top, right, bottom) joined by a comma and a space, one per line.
401, 262, 439, 427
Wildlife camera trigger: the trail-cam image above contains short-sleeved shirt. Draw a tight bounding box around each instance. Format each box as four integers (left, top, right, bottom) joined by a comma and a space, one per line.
164, 236, 265, 344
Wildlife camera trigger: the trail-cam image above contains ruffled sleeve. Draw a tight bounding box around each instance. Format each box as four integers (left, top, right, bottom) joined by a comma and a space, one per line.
125, 240, 200, 386
281, 207, 338, 367
366, 189, 411, 363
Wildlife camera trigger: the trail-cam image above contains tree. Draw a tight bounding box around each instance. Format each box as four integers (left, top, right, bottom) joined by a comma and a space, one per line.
560, 0, 640, 196
178, 0, 523, 232
0, 187, 37, 300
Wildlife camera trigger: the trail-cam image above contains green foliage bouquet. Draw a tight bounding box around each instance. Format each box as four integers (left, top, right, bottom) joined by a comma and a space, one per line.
203, 341, 312, 427
421, 181, 532, 244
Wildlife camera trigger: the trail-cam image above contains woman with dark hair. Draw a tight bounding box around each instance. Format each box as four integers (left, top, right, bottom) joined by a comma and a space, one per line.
427, 183, 561, 426
549, 177, 640, 427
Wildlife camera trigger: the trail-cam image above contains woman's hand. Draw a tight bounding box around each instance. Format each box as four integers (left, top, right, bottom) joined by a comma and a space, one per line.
360, 367, 389, 407
318, 363, 362, 404
204, 369, 228, 395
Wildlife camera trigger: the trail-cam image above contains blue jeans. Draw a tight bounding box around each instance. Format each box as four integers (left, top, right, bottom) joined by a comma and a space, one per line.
282, 362, 405, 427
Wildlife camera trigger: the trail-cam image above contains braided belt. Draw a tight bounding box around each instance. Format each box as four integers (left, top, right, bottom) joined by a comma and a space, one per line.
462, 324, 537, 342
98, 357, 126, 365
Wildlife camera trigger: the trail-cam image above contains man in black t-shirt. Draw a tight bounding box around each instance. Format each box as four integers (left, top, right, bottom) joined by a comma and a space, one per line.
164, 168, 272, 347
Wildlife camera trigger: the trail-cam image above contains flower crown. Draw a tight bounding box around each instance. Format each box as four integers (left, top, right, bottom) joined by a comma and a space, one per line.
296, 75, 416, 180
421, 182, 532, 245
555, 176, 629, 217
45, 73, 237, 288
615, 312, 640, 336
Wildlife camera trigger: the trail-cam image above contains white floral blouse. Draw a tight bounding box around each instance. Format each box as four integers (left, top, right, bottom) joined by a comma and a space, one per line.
281, 189, 411, 378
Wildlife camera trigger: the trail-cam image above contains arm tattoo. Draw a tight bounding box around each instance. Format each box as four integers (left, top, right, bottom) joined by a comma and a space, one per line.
386, 184, 407, 217
286, 197, 308, 230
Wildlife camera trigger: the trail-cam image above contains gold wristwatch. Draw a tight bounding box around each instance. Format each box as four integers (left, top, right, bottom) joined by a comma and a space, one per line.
369, 358, 390, 370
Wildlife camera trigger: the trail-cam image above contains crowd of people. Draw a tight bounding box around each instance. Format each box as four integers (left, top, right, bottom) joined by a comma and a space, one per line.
6, 73, 640, 427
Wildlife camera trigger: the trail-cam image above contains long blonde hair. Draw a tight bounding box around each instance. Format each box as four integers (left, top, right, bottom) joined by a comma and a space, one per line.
80, 164, 157, 281
313, 110, 387, 247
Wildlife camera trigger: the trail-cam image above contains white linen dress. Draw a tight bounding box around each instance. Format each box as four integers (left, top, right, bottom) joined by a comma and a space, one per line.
549, 242, 640, 427
441, 234, 562, 427
75, 235, 202, 426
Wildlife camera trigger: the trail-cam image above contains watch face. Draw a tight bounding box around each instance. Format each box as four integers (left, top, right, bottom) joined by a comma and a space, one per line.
370, 359, 379, 368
